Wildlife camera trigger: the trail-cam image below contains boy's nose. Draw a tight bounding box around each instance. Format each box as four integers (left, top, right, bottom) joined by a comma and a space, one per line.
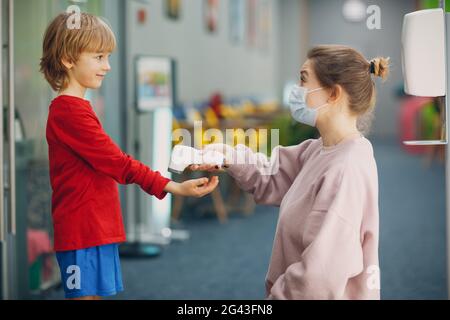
104, 62, 111, 72
102, 58, 111, 72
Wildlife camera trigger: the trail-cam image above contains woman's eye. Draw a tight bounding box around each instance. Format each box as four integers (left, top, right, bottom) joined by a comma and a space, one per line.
96, 56, 103, 60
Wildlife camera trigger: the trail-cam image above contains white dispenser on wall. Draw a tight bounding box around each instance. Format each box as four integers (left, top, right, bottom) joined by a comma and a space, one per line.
401, 8, 448, 145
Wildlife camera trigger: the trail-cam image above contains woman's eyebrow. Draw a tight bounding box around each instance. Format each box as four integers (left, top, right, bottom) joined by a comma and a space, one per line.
300, 70, 308, 78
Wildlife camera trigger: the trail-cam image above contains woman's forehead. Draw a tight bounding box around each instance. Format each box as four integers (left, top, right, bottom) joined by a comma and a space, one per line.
301, 60, 311, 71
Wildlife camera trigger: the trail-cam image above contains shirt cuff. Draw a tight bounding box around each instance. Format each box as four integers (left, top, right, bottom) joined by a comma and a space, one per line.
151, 176, 172, 200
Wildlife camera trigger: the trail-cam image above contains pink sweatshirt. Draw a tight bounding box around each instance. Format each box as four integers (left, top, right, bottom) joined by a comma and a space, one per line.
226, 135, 380, 300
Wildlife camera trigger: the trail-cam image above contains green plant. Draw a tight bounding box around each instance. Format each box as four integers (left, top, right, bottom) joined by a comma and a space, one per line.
270, 112, 318, 149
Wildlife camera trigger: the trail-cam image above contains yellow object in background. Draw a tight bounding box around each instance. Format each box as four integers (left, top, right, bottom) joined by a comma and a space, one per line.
226, 128, 259, 152
205, 107, 219, 127
241, 101, 257, 115
259, 101, 279, 113
221, 105, 240, 119
173, 118, 181, 131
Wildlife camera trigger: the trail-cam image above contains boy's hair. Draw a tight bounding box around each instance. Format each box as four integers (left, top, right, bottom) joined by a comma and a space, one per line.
40, 12, 116, 91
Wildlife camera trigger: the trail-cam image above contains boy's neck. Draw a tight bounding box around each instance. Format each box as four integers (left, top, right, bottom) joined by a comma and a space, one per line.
59, 82, 87, 100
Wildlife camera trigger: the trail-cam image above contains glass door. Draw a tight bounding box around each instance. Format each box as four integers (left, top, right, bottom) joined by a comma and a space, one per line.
1, 0, 106, 300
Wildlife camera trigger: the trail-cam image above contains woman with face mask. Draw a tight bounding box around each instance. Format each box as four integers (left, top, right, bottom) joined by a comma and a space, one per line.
192, 45, 390, 300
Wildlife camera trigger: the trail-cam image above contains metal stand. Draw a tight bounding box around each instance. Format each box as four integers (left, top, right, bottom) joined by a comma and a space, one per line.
118, 242, 162, 258
119, 111, 162, 259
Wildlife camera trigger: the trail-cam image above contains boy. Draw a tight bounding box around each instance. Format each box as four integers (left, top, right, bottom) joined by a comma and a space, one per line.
39, 12, 219, 300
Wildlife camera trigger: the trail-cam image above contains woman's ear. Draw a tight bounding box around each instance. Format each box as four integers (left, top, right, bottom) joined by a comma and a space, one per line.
328, 85, 343, 104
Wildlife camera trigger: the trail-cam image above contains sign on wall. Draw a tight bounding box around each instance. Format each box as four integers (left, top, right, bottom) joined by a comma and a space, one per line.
136, 56, 175, 112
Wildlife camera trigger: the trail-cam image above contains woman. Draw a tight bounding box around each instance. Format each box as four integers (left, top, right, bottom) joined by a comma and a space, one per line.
193, 45, 389, 300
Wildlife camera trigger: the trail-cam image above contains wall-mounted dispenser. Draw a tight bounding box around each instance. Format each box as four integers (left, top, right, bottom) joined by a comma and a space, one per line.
401, 8, 448, 145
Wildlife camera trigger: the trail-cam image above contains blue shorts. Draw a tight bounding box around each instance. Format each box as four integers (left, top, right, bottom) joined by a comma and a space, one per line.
56, 243, 124, 299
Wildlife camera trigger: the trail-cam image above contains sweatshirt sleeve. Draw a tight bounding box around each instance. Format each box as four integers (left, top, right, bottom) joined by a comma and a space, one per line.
225, 140, 315, 206
268, 163, 365, 300
49, 105, 171, 199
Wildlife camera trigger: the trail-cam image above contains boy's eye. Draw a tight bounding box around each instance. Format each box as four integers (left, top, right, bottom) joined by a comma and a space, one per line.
96, 54, 111, 61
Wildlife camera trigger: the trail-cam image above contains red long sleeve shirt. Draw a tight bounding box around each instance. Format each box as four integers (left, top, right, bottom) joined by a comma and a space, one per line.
46, 95, 171, 252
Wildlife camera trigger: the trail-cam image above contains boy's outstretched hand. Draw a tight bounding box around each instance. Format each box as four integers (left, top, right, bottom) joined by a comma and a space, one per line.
164, 176, 219, 198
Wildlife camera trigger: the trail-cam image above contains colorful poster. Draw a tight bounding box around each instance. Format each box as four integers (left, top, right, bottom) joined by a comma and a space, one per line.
247, 0, 257, 47
205, 0, 219, 33
166, 0, 181, 20
229, 0, 245, 44
258, 0, 272, 52
136, 57, 173, 112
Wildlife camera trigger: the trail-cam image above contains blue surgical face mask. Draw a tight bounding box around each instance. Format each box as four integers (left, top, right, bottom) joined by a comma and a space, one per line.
289, 85, 329, 127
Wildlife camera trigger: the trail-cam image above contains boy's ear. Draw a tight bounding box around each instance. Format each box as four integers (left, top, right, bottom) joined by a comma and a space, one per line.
61, 58, 74, 70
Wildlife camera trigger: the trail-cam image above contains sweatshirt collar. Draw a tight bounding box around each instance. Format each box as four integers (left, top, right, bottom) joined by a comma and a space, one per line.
319, 133, 364, 154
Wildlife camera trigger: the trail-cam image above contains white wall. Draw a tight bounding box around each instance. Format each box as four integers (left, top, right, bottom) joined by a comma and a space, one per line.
126, 0, 282, 104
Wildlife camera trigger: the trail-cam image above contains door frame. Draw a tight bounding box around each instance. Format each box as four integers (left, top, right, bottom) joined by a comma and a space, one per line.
0, 0, 17, 301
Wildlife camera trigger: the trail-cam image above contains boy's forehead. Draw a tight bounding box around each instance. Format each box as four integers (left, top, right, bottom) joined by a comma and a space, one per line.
83, 51, 112, 55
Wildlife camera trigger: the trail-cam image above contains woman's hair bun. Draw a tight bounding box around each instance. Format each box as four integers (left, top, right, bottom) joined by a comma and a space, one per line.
370, 57, 390, 81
